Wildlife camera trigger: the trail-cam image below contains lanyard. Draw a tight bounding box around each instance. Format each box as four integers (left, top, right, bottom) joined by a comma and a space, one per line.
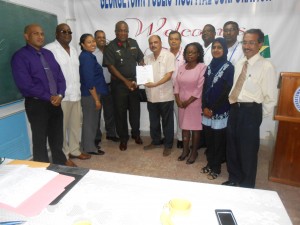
204, 44, 212, 56
228, 42, 239, 62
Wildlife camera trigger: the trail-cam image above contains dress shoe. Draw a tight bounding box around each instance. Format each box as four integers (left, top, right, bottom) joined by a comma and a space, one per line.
177, 150, 190, 161
69, 152, 91, 160
177, 140, 183, 148
143, 143, 162, 150
132, 135, 143, 144
186, 152, 198, 164
106, 136, 120, 142
87, 149, 105, 155
119, 141, 127, 151
163, 147, 172, 157
65, 159, 77, 167
222, 180, 238, 186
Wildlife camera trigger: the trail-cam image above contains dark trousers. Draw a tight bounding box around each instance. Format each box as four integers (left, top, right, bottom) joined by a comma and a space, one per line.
95, 85, 117, 144
204, 125, 226, 174
147, 101, 174, 148
101, 86, 117, 137
111, 82, 140, 142
226, 103, 262, 188
25, 98, 66, 165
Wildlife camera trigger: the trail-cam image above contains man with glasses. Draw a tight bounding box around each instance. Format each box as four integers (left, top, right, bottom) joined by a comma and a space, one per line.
11, 24, 77, 166
223, 21, 244, 65
45, 23, 91, 160
223, 29, 277, 188
103, 21, 144, 151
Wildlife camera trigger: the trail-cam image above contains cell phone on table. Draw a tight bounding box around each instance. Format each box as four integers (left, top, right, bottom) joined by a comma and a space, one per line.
215, 209, 238, 225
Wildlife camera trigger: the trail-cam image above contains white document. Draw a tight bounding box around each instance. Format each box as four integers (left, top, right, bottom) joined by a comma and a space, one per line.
136, 65, 154, 85
0, 164, 58, 208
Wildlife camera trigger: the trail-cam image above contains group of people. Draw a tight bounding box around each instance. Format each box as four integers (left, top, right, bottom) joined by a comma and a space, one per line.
11, 20, 277, 188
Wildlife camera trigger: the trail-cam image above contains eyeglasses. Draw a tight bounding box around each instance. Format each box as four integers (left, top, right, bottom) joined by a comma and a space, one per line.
60, 30, 72, 35
241, 41, 259, 46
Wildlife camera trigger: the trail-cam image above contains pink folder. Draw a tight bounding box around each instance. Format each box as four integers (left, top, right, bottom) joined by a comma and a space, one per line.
0, 174, 74, 217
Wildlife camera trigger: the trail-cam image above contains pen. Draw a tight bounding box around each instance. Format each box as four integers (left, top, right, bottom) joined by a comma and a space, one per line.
0, 221, 26, 225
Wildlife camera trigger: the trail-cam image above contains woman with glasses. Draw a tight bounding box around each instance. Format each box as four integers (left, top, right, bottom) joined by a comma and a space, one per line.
201, 37, 234, 179
174, 42, 206, 164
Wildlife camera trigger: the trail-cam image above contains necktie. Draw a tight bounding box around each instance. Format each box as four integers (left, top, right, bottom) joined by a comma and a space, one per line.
38, 52, 57, 95
229, 61, 248, 104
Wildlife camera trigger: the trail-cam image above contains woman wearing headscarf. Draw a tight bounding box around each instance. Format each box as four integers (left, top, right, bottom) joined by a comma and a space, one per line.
201, 37, 234, 179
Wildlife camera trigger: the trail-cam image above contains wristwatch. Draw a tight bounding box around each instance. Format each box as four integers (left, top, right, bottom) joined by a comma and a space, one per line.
58, 94, 63, 98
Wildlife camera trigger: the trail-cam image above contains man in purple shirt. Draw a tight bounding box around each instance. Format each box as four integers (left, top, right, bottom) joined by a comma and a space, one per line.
11, 24, 76, 167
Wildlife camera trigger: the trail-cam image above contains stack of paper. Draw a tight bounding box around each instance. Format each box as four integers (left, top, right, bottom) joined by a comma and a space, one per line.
0, 164, 74, 217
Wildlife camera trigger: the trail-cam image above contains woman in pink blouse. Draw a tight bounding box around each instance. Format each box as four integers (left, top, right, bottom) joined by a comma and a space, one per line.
174, 42, 206, 164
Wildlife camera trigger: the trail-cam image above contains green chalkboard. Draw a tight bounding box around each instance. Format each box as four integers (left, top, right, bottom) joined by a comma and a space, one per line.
0, 1, 57, 106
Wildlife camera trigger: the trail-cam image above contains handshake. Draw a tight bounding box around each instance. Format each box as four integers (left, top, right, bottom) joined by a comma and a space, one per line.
126, 80, 138, 91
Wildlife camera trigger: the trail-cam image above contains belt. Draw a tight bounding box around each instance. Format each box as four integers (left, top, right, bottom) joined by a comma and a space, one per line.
25, 97, 39, 100
232, 102, 261, 107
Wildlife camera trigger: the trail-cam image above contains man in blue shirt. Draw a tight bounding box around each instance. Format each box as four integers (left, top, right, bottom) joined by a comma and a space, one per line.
11, 24, 76, 166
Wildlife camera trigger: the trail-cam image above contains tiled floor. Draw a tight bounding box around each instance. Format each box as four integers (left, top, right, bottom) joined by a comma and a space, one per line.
73, 136, 300, 225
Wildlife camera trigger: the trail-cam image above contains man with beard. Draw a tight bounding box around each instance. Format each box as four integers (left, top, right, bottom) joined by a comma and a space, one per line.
11, 24, 76, 166
94, 30, 119, 145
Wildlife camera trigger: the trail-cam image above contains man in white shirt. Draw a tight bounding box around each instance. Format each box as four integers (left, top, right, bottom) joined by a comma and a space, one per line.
223, 21, 244, 65
223, 29, 277, 188
168, 31, 185, 149
93, 30, 119, 144
45, 23, 91, 161
144, 35, 175, 156
202, 24, 216, 66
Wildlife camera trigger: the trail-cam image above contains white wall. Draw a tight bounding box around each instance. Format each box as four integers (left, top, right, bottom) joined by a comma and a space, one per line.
3, 0, 283, 142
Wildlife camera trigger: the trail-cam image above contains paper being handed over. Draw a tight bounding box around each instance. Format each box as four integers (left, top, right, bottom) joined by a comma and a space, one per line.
136, 65, 154, 85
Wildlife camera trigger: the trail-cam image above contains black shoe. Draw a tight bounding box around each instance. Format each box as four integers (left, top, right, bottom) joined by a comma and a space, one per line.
177, 140, 183, 148
177, 150, 190, 161
119, 141, 127, 151
87, 150, 105, 155
222, 180, 238, 186
186, 152, 198, 164
132, 135, 143, 145
106, 136, 120, 142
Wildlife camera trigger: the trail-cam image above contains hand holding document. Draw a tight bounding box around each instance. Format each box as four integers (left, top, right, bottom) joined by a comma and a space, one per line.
136, 65, 154, 85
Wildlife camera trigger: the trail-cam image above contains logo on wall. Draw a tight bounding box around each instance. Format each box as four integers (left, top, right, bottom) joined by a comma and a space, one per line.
293, 87, 300, 112
260, 35, 271, 58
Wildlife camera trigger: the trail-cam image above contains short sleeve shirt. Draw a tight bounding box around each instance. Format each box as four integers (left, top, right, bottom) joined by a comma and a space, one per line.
103, 38, 144, 80
144, 49, 175, 103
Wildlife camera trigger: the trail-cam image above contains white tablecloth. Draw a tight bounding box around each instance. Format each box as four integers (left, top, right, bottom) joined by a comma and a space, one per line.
1, 170, 292, 225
